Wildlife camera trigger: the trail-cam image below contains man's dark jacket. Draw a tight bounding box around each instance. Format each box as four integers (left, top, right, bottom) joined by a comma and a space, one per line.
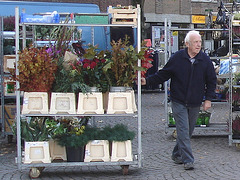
146, 48, 217, 107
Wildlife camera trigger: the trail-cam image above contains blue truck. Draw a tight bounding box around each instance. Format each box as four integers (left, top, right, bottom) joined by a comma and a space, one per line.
0, 1, 137, 50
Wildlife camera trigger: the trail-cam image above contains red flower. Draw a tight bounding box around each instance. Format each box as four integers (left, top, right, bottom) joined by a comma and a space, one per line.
83, 63, 90, 69
90, 61, 97, 69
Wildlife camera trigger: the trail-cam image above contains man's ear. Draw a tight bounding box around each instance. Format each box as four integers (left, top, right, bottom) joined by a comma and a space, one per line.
185, 42, 189, 48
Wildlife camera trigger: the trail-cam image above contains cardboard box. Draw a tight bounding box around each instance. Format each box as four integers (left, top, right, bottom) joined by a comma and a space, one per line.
4, 119, 15, 133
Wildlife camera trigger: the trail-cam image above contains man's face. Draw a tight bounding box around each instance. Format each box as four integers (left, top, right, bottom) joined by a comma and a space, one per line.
186, 34, 202, 57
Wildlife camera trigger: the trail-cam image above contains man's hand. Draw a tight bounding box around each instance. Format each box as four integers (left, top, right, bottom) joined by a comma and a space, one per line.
135, 78, 146, 85
141, 78, 146, 85
135, 77, 147, 85
203, 100, 211, 111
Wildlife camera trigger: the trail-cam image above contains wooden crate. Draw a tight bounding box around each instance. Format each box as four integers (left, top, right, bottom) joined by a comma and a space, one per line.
108, 5, 139, 25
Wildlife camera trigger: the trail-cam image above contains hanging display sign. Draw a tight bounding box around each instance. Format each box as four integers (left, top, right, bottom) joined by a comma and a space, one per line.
192, 15, 206, 24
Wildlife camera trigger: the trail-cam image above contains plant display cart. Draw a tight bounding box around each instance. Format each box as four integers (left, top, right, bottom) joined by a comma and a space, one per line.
14, 5, 143, 178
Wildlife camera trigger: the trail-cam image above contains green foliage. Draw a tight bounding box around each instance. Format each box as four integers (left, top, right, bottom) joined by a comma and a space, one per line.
102, 124, 135, 142
52, 56, 90, 93
52, 117, 90, 148
16, 117, 56, 142
35, 25, 52, 40
103, 35, 147, 87
56, 133, 90, 148
49, 17, 81, 58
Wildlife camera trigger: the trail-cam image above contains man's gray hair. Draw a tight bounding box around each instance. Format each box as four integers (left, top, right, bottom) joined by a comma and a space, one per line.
184, 30, 201, 44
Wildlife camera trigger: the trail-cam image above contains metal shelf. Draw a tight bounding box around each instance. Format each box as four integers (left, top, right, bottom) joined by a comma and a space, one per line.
21, 113, 138, 117
20, 160, 138, 169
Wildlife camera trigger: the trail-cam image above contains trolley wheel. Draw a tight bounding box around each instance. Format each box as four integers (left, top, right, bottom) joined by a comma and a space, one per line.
7, 135, 13, 143
172, 130, 177, 139
29, 167, 41, 179
236, 143, 240, 150
121, 165, 129, 175
38, 167, 45, 172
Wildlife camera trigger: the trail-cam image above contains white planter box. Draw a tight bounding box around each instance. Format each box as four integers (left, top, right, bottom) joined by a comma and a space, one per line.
84, 140, 110, 162
22, 92, 48, 114
77, 92, 104, 114
49, 139, 67, 161
24, 141, 51, 164
111, 140, 133, 162
107, 92, 134, 114
50, 93, 76, 114
3, 55, 16, 73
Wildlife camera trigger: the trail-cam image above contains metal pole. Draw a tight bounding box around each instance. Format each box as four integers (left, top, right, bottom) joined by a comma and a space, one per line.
91, 26, 94, 45
136, 4, 142, 168
0, 16, 5, 136
15, 6, 22, 170
229, 12, 233, 146
164, 18, 168, 133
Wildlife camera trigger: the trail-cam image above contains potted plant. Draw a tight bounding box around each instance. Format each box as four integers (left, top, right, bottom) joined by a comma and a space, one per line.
232, 115, 240, 139
12, 117, 57, 164
85, 124, 135, 162
103, 35, 151, 89
9, 44, 58, 92
52, 117, 92, 162
69, 44, 109, 93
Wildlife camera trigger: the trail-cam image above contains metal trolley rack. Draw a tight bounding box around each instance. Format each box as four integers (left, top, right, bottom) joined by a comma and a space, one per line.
14, 6, 143, 178
163, 19, 231, 137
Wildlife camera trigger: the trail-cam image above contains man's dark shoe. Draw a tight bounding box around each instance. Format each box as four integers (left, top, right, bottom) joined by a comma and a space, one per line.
184, 162, 194, 170
171, 156, 183, 164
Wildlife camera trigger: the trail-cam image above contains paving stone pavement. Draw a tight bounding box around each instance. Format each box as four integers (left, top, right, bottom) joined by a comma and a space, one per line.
1, 92, 240, 180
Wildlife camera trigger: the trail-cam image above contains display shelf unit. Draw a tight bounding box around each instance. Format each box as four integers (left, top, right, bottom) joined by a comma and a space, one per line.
0, 17, 20, 142
163, 19, 231, 136
14, 6, 142, 177
228, 12, 240, 146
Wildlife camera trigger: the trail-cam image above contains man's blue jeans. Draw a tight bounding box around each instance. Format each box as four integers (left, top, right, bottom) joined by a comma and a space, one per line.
171, 101, 200, 164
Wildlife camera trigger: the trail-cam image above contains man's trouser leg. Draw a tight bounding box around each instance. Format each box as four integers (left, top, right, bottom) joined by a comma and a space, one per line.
171, 101, 200, 164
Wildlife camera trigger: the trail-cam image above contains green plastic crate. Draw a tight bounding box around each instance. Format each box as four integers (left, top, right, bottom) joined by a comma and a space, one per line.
75, 15, 108, 24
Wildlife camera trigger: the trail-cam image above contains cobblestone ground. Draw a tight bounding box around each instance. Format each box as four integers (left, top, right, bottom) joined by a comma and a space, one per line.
0, 92, 240, 180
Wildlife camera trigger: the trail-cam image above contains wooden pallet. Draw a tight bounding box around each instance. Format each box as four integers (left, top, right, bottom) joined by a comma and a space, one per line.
108, 5, 139, 25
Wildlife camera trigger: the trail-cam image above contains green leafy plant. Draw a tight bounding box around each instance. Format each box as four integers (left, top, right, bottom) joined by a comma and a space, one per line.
51, 56, 90, 93
52, 117, 91, 148
101, 124, 135, 142
103, 35, 151, 87
13, 117, 56, 142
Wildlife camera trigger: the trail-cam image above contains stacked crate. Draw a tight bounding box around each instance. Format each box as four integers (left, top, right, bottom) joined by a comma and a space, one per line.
108, 5, 139, 26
